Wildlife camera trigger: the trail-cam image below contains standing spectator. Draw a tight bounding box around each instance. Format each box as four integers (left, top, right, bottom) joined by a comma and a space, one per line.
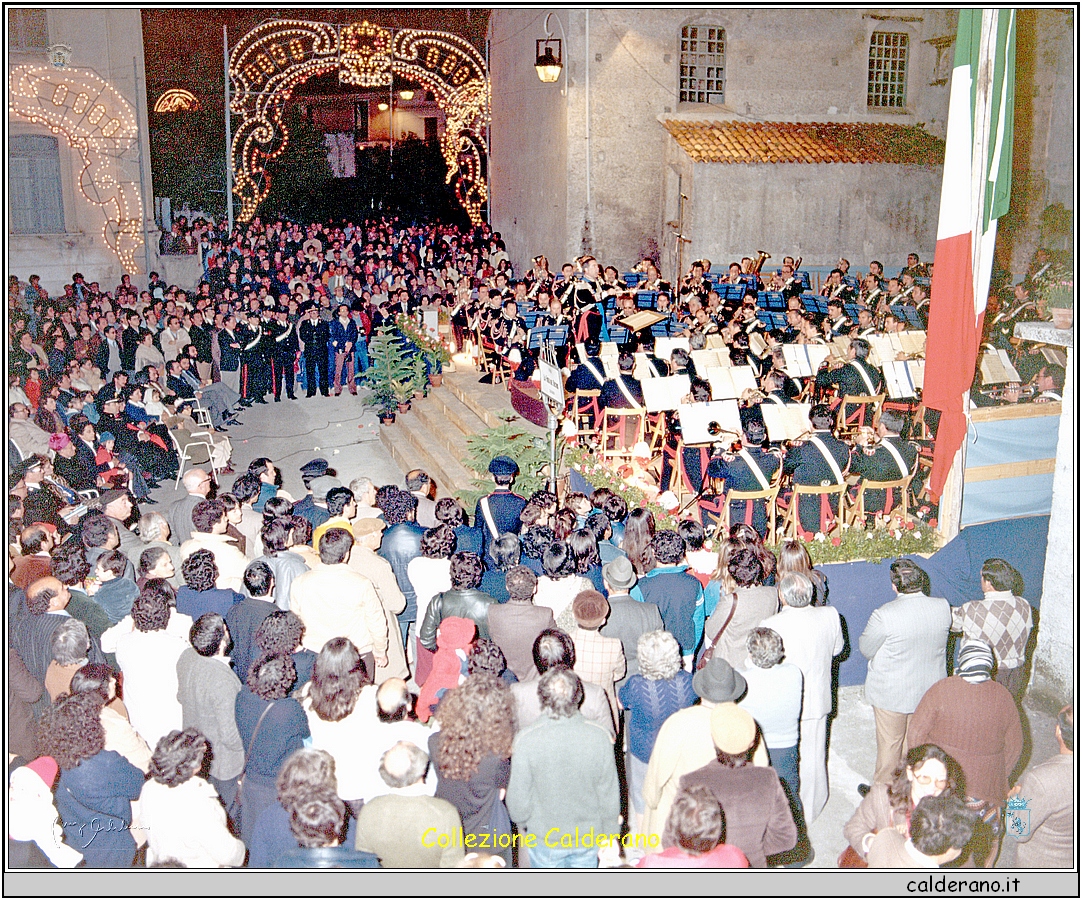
677, 704, 798, 868
759, 573, 844, 824
700, 548, 779, 671
620, 630, 697, 831
866, 795, 977, 868
177, 613, 246, 813
631, 530, 705, 666
533, 540, 592, 633
1010, 705, 1073, 868
569, 590, 626, 730
377, 489, 425, 648
166, 468, 214, 547
44, 618, 90, 701
329, 304, 359, 395
235, 654, 311, 846
114, 583, 187, 750
487, 565, 555, 683
506, 668, 620, 868
951, 558, 1034, 699
355, 741, 465, 868
428, 674, 516, 865
907, 640, 1023, 865
418, 551, 499, 652
276, 794, 379, 868
137, 728, 246, 867
179, 499, 249, 592
858, 559, 952, 790
599, 556, 663, 691
254, 517, 310, 612
39, 692, 145, 868
226, 561, 278, 682
176, 549, 244, 620
348, 516, 410, 683
637, 786, 749, 868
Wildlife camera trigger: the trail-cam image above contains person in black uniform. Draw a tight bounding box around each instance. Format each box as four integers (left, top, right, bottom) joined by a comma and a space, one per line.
473, 455, 527, 564
570, 256, 605, 346
599, 353, 644, 410
815, 337, 884, 418
848, 410, 919, 516
298, 304, 330, 398
565, 339, 606, 394
781, 404, 852, 536
703, 420, 783, 537
271, 308, 299, 402
239, 312, 269, 404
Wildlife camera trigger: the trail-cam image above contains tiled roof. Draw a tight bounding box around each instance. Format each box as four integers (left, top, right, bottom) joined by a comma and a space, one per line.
663, 120, 945, 166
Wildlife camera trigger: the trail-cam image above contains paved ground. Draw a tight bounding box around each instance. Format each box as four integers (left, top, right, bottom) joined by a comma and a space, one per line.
149, 388, 406, 503
147, 385, 1062, 868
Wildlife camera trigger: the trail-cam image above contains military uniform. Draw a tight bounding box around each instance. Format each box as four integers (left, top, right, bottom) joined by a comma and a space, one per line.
783, 429, 852, 534
705, 444, 783, 536
299, 316, 331, 397
600, 374, 644, 410
272, 318, 300, 401
816, 358, 885, 411
849, 435, 919, 515
239, 322, 270, 403
571, 278, 605, 345
474, 487, 527, 563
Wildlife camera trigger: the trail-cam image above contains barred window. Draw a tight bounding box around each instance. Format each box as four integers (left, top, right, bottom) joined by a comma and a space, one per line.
868, 32, 909, 109
679, 25, 725, 104
9, 9, 48, 51
10, 135, 65, 234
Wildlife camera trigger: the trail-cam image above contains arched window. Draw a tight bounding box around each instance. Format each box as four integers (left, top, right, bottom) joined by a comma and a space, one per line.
868, 31, 909, 109
679, 25, 725, 104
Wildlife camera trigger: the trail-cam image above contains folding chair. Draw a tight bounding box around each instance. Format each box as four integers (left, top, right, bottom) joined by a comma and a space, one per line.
479, 333, 511, 385
718, 470, 783, 545
170, 429, 219, 488
598, 408, 646, 464
846, 474, 914, 526
175, 396, 213, 429
572, 389, 601, 443
835, 393, 885, 440
779, 482, 848, 539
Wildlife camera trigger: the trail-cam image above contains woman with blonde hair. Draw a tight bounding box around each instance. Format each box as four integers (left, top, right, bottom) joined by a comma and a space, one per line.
775, 538, 828, 605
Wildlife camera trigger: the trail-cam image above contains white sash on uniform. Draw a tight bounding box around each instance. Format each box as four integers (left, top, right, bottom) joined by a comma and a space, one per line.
807, 435, 846, 485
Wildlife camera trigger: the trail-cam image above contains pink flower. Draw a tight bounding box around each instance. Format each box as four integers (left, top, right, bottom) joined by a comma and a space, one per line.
831, 537, 842, 547
904, 521, 915, 531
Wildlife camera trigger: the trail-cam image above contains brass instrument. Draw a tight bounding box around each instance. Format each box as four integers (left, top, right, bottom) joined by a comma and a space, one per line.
752, 250, 771, 275
980, 383, 1039, 402
793, 256, 803, 273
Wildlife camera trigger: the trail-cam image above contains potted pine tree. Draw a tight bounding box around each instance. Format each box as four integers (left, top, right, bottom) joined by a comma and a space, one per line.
363, 327, 421, 419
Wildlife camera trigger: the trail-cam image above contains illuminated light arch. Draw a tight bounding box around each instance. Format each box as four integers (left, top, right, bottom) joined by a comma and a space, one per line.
154, 88, 201, 112
228, 19, 490, 224
9, 64, 145, 272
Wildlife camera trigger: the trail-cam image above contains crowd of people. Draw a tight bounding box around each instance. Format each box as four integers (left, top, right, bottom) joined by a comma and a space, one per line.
7, 216, 1071, 871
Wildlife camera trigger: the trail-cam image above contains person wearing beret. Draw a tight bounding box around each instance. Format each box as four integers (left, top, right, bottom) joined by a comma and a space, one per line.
473, 456, 527, 564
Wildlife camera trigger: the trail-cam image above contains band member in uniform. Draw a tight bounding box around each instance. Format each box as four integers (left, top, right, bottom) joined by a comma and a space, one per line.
600, 353, 645, 410
820, 268, 856, 302
298, 303, 331, 398
781, 404, 852, 536
565, 339, 607, 394
848, 410, 919, 516
703, 420, 782, 536
524, 255, 555, 299
825, 298, 853, 338
571, 256, 606, 346
816, 337, 885, 407
272, 307, 299, 402
474, 455, 528, 563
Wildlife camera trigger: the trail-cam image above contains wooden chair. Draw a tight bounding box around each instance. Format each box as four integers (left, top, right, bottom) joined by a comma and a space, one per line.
718, 470, 783, 545
664, 436, 710, 505
779, 482, 848, 539
835, 393, 885, 440
572, 389, 601, 443
845, 474, 914, 525
598, 408, 646, 463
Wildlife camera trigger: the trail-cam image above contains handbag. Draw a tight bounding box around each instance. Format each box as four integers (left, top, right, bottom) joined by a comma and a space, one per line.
696, 591, 738, 671
234, 700, 276, 814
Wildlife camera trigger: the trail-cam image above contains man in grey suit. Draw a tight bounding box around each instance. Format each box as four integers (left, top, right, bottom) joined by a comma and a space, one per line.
487, 565, 555, 682
510, 629, 615, 741
165, 468, 213, 546
858, 559, 952, 790
598, 556, 663, 690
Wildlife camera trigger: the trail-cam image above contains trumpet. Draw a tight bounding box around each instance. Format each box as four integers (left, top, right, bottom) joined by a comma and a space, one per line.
980, 383, 1038, 402
752, 250, 771, 275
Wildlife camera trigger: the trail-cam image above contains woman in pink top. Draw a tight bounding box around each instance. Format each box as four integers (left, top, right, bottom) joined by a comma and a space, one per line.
638, 785, 749, 868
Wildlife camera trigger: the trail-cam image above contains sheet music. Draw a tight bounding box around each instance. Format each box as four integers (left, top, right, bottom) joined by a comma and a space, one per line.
642, 375, 691, 412
747, 332, 768, 359
678, 400, 743, 445
653, 337, 690, 361
705, 334, 729, 351
761, 403, 813, 442
897, 330, 926, 356
1040, 346, 1067, 367
979, 349, 1021, 385
706, 365, 759, 400
691, 349, 730, 371
781, 344, 830, 378
882, 360, 919, 399
633, 352, 662, 380
829, 336, 851, 362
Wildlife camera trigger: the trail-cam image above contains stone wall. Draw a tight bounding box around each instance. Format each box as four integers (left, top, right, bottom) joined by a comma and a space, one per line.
489, 8, 955, 273
8, 8, 158, 291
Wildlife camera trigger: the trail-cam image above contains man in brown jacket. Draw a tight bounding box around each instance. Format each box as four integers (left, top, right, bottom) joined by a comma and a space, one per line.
487, 565, 554, 682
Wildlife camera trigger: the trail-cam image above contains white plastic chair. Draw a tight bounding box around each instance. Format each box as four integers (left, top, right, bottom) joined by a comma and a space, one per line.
170, 429, 218, 488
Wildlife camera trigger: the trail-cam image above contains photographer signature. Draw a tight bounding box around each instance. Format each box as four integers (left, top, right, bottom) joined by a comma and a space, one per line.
54, 816, 144, 849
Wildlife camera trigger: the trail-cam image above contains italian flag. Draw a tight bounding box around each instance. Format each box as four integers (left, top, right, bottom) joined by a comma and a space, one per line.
923, 9, 1015, 501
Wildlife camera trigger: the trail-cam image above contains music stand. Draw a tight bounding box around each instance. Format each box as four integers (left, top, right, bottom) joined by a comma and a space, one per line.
635, 291, 659, 309
527, 326, 569, 350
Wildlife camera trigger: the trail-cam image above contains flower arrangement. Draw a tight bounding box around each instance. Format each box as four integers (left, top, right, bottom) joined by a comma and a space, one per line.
776, 511, 939, 565
396, 313, 451, 370
566, 446, 680, 529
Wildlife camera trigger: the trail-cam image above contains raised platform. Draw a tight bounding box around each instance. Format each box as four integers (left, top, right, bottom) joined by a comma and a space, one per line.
377, 357, 545, 499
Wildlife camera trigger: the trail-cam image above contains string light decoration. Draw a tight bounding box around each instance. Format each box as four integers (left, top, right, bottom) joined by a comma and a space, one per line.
9, 64, 145, 272
154, 88, 201, 112
228, 19, 491, 224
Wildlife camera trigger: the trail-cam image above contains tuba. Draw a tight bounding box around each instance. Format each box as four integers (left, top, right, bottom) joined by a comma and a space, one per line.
752, 250, 772, 275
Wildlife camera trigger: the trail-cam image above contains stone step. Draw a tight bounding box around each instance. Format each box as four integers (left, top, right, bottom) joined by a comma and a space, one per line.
425, 385, 490, 440
379, 408, 478, 496
444, 369, 548, 438
412, 399, 479, 469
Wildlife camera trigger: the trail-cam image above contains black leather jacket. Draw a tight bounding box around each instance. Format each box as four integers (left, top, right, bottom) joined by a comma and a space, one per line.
418, 587, 498, 651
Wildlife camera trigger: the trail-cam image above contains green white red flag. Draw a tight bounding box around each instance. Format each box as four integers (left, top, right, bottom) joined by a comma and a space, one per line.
923, 8, 1015, 500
